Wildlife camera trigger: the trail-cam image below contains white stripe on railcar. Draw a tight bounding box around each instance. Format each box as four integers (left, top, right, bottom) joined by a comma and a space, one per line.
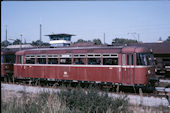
14, 64, 153, 68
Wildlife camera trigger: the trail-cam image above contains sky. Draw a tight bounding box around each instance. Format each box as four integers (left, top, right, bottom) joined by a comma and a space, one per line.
1, 1, 170, 44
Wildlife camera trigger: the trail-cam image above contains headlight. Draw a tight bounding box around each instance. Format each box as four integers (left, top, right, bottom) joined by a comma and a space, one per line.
148, 70, 151, 74
5, 65, 8, 69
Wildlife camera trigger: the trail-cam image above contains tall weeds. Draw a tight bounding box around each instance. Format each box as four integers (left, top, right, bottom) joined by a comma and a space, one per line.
2, 87, 129, 113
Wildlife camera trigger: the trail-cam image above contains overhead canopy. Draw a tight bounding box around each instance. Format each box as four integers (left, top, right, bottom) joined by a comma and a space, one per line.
45, 33, 75, 37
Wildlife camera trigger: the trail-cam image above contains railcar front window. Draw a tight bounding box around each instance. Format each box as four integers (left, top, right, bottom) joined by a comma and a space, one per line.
137, 53, 154, 66
148, 54, 155, 65
5, 54, 15, 63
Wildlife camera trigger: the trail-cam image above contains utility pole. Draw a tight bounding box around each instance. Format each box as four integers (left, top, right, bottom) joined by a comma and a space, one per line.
20, 34, 23, 50
5, 25, 8, 41
39, 24, 42, 47
103, 33, 105, 45
137, 33, 140, 42
40, 24, 42, 41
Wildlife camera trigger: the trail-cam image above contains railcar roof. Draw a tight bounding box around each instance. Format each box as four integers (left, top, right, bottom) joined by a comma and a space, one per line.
1, 48, 18, 55
15, 46, 150, 55
28, 46, 123, 51
129, 42, 170, 54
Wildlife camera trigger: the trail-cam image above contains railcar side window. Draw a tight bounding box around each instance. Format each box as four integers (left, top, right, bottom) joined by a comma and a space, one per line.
122, 54, 126, 65
87, 54, 101, 65
37, 58, 46, 64
88, 58, 101, 65
37, 54, 46, 64
60, 54, 72, 64
103, 58, 118, 65
127, 55, 129, 65
26, 58, 35, 64
48, 54, 58, 64
60, 58, 71, 64
48, 58, 58, 64
74, 58, 85, 64
25, 55, 35, 64
131, 55, 133, 65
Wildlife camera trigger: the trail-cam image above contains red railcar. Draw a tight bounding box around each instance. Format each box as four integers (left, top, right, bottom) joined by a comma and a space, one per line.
14, 46, 156, 86
1, 49, 16, 81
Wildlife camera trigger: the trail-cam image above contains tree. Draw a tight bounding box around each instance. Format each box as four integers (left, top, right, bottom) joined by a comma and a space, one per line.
31, 40, 43, 46
112, 38, 138, 45
93, 38, 102, 45
1, 40, 11, 47
76, 39, 86, 43
42, 42, 50, 46
31, 40, 50, 47
74, 39, 92, 44
165, 36, 170, 42
13, 39, 22, 45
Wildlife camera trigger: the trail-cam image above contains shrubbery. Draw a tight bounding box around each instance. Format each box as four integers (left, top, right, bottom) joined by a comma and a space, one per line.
58, 87, 129, 113
2, 87, 129, 113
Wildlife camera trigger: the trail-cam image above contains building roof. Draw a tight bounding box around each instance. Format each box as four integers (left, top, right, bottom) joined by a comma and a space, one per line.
6, 44, 34, 49
45, 33, 75, 37
70, 42, 95, 47
128, 42, 170, 54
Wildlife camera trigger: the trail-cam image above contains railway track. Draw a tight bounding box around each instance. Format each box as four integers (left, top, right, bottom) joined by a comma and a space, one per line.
156, 79, 170, 94
1, 75, 170, 99
2, 78, 170, 95
2, 77, 170, 94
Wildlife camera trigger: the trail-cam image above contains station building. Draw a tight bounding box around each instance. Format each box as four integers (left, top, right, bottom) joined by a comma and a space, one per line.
45, 33, 75, 47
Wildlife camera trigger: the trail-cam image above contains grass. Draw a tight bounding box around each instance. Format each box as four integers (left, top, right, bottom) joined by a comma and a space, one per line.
2, 86, 170, 113
1, 87, 130, 113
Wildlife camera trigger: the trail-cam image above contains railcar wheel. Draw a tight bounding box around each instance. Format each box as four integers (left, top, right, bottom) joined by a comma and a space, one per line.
35, 79, 41, 86
4, 75, 8, 83
4, 74, 11, 83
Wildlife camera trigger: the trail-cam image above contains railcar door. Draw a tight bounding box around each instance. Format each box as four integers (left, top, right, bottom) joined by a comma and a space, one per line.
121, 54, 134, 85
128, 54, 134, 85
